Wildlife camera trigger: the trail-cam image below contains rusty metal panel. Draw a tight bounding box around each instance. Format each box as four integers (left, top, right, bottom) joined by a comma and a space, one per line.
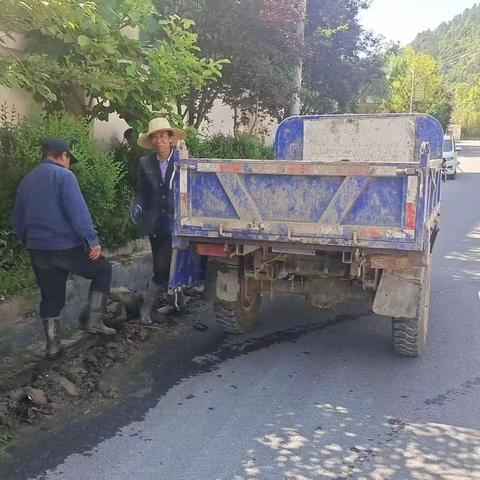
196, 160, 403, 177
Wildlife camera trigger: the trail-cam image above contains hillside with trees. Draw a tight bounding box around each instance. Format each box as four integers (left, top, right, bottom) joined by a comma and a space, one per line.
412, 3, 480, 137
412, 3, 480, 85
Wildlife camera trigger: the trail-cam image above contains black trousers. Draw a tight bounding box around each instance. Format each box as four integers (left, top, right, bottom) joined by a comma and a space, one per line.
30, 247, 112, 319
149, 234, 172, 286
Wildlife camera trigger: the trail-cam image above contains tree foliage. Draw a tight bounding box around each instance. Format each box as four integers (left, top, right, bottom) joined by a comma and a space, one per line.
1, 0, 390, 132
384, 47, 452, 127
302, 0, 384, 115
0, 0, 226, 131
452, 80, 480, 138
411, 4, 480, 136
154, 0, 302, 128
412, 4, 480, 86
156, 0, 382, 128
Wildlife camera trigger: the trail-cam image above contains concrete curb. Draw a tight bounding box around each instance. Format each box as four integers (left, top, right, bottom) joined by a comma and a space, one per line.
0, 242, 152, 361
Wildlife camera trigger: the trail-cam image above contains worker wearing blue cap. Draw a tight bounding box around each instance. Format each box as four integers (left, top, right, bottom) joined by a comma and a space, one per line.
12, 139, 116, 360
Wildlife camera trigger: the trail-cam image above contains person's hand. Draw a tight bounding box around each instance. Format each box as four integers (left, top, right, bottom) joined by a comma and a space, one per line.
130, 204, 143, 224
89, 245, 102, 261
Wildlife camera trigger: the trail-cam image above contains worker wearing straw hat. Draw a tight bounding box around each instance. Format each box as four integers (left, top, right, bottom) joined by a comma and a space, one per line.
130, 118, 187, 325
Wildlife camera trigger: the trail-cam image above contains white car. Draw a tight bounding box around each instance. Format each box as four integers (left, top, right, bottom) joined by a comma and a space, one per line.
443, 135, 461, 179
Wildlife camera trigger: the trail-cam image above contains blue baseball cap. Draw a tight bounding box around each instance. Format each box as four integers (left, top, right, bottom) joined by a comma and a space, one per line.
41, 139, 79, 164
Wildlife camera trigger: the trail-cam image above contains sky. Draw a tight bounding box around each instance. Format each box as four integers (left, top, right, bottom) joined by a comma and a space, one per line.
359, 0, 479, 45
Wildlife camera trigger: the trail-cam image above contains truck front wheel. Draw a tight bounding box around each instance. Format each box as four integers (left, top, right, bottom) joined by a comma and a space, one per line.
212, 270, 261, 335
392, 263, 431, 357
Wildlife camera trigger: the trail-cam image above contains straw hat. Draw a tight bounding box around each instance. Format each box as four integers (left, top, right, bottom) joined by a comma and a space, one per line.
137, 118, 187, 149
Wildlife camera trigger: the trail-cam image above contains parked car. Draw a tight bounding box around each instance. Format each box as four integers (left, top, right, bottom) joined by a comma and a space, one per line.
443, 135, 462, 179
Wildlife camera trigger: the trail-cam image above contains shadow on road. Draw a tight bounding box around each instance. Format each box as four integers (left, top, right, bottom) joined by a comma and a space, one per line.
238, 407, 480, 479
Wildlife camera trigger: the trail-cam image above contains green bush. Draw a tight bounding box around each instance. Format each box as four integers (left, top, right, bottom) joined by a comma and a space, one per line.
111, 131, 274, 196
0, 106, 139, 299
187, 132, 274, 160
0, 229, 35, 299
111, 138, 144, 197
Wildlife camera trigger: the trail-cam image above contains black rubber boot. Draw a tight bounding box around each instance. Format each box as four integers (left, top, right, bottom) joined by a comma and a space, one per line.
42, 317, 62, 360
85, 291, 116, 336
140, 282, 165, 325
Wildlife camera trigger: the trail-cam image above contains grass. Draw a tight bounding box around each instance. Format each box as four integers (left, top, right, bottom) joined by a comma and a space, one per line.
0, 258, 36, 302
0, 433, 14, 461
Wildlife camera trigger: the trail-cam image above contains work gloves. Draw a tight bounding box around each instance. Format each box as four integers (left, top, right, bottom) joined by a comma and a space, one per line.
130, 204, 143, 224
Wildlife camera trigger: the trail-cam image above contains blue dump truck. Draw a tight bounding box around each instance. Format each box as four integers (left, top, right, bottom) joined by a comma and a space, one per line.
169, 114, 444, 357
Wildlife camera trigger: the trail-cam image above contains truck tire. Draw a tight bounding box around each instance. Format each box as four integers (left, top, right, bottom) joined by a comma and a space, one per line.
392, 263, 431, 357
213, 271, 261, 334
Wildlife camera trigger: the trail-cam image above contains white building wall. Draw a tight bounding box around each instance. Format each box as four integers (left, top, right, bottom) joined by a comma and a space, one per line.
0, 86, 36, 119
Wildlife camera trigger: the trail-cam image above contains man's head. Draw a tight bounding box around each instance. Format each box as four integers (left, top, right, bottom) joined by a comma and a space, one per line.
42, 139, 78, 170
137, 118, 187, 152
150, 130, 174, 157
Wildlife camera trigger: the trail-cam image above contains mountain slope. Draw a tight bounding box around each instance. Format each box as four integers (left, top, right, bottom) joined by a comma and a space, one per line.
411, 4, 480, 85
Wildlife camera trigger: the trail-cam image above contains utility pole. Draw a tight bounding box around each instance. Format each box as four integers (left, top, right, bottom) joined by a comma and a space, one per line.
409, 68, 416, 113
288, 0, 307, 117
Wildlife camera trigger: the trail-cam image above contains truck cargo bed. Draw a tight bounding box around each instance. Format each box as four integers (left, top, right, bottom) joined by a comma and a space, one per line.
174, 114, 443, 252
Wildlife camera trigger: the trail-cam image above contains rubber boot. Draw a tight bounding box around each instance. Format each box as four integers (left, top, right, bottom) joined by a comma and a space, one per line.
140, 282, 165, 325
85, 291, 116, 336
42, 317, 62, 360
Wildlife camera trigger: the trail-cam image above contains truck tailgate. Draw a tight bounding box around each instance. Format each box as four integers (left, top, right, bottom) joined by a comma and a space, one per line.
176, 159, 431, 251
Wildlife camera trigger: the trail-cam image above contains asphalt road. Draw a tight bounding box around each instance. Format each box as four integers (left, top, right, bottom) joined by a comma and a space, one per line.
4, 142, 480, 480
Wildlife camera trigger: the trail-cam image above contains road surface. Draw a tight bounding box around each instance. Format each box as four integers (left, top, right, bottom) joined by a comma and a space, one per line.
3, 142, 480, 480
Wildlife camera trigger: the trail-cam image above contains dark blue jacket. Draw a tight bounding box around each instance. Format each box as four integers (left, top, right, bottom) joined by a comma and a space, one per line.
12, 160, 99, 250
135, 150, 179, 236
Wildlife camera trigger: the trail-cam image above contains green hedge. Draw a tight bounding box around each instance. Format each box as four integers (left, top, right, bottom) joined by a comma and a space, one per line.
110, 130, 274, 195
187, 132, 274, 160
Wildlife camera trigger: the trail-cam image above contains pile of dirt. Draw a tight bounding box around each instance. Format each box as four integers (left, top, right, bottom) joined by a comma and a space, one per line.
0, 322, 153, 432
0, 289, 208, 453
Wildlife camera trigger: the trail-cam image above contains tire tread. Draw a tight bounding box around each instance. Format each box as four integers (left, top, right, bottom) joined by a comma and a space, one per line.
213, 296, 261, 334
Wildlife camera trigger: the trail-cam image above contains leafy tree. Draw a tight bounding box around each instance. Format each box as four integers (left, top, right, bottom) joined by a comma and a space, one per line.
412, 4, 480, 135
384, 47, 452, 127
452, 80, 480, 138
302, 0, 384, 115
356, 41, 400, 114
156, 0, 382, 128
155, 0, 302, 128
0, 0, 226, 131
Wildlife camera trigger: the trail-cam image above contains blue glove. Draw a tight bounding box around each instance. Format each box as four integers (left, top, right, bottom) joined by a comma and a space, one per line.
130, 204, 143, 224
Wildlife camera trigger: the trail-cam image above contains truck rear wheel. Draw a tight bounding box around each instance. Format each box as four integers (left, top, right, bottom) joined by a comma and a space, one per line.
392, 263, 431, 357
213, 273, 261, 334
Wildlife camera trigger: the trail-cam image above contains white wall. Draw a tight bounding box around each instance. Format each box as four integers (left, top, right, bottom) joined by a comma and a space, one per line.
0, 86, 36, 119
92, 113, 130, 147
202, 99, 277, 145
